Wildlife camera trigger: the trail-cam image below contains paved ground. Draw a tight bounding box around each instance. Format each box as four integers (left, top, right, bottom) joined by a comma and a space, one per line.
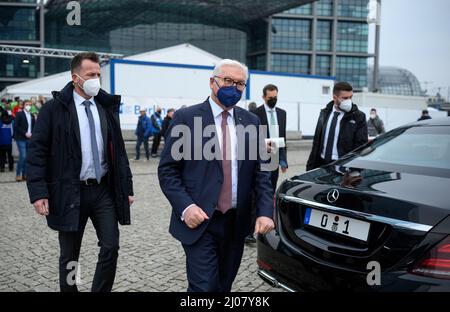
0, 148, 310, 292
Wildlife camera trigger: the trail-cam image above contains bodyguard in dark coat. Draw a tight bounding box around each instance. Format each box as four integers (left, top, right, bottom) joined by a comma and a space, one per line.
306, 82, 368, 171
26, 52, 134, 292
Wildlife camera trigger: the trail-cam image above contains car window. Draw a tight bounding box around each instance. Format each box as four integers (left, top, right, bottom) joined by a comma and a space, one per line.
356, 126, 450, 170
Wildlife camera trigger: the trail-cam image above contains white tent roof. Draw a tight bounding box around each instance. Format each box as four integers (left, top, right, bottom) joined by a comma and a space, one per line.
0, 71, 72, 98
125, 43, 221, 66
0, 43, 222, 98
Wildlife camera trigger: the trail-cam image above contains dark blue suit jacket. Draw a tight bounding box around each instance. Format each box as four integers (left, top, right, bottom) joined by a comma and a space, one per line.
158, 99, 274, 246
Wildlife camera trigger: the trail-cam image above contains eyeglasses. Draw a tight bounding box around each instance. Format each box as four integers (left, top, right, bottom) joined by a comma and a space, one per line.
214, 76, 247, 91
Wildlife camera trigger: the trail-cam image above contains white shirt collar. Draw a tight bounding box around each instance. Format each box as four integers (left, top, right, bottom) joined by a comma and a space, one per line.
332, 105, 344, 115
73, 90, 95, 107
209, 96, 234, 119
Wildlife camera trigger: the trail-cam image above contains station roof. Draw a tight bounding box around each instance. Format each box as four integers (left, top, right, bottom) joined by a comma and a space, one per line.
45, 0, 316, 32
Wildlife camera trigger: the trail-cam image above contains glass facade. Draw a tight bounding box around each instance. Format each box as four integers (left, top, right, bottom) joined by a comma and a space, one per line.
47, 22, 247, 74
367, 66, 425, 96
338, 0, 370, 18
316, 20, 332, 51
46, 9, 248, 74
0, 2, 41, 87
270, 0, 370, 89
317, 0, 334, 16
272, 54, 310, 74
247, 54, 267, 71
336, 56, 367, 89
337, 21, 368, 53
272, 18, 312, 51
7, 0, 37, 3
316, 55, 332, 76
0, 54, 38, 79
0, 7, 37, 41
283, 3, 313, 15
247, 20, 268, 54
1, 0, 375, 93
2, 0, 323, 92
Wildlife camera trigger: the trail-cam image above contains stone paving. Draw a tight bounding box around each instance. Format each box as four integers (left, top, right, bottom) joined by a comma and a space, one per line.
0, 149, 309, 292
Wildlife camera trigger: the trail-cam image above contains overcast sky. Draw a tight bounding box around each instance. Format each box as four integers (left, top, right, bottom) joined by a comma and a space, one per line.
369, 0, 450, 98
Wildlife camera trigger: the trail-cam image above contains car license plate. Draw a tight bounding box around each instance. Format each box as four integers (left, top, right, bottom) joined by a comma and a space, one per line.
304, 208, 370, 242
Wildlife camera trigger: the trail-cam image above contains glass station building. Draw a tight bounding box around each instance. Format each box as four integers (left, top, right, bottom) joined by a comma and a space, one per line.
1, 0, 377, 91
0, 0, 43, 91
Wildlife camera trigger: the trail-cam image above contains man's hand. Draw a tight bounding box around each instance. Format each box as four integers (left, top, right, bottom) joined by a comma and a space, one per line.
281, 166, 287, 174
128, 196, 135, 206
33, 199, 49, 216
25, 133, 32, 139
341, 173, 362, 188
184, 205, 209, 229
254, 216, 275, 235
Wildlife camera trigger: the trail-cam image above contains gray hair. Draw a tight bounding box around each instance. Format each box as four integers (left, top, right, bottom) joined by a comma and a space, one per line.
212, 59, 249, 81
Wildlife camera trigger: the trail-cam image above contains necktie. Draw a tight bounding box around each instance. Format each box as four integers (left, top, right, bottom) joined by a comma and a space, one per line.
82, 100, 102, 183
217, 111, 232, 214
269, 110, 278, 138
324, 112, 341, 162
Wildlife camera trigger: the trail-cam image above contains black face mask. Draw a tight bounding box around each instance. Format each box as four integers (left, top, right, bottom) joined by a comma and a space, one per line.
266, 97, 277, 108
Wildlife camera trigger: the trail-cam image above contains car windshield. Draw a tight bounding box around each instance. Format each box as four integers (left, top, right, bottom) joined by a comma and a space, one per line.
339, 125, 450, 176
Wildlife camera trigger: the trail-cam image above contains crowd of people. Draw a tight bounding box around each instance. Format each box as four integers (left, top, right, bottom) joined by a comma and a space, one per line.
0, 96, 45, 180
134, 106, 175, 160
1, 51, 438, 293
2, 89, 431, 178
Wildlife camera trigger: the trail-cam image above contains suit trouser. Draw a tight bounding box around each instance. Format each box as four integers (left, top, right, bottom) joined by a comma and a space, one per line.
58, 179, 119, 292
182, 209, 244, 292
135, 135, 149, 159
151, 133, 161, 155
0, 145, 13, 170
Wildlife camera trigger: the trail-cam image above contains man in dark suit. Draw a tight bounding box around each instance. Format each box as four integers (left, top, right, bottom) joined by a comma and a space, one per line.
158, 59, 274, 292
26, 52, 134, 292
255, 84, 288, 192
13, 100, 35, 181
306, 82, 368, 171
418, 109, 432, 121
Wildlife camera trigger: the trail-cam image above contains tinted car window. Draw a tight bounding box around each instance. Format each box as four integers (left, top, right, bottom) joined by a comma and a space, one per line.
336, 125, 450, 178
359, 126, 450, 170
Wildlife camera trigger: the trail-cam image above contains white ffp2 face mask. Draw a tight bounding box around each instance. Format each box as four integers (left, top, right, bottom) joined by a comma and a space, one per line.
339, 99, 352, 113
77, 74, 101, 97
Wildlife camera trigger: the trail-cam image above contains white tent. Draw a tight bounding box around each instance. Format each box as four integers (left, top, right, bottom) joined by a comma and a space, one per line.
125, 43, 221, 66
0, 43, 221, 98
0, 71, 72, 98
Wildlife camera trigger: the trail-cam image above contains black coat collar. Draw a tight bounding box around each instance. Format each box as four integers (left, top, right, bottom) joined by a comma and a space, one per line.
53, 82, 120, 111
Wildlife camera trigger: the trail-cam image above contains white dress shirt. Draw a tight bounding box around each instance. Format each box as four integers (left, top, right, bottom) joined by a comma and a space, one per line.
181, 97, 239, 221
264, 103, 279, 138
24, 111, 32, 135
73, 91, 107, 181
321, 105, 344, 161
209, 97, 238, 208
